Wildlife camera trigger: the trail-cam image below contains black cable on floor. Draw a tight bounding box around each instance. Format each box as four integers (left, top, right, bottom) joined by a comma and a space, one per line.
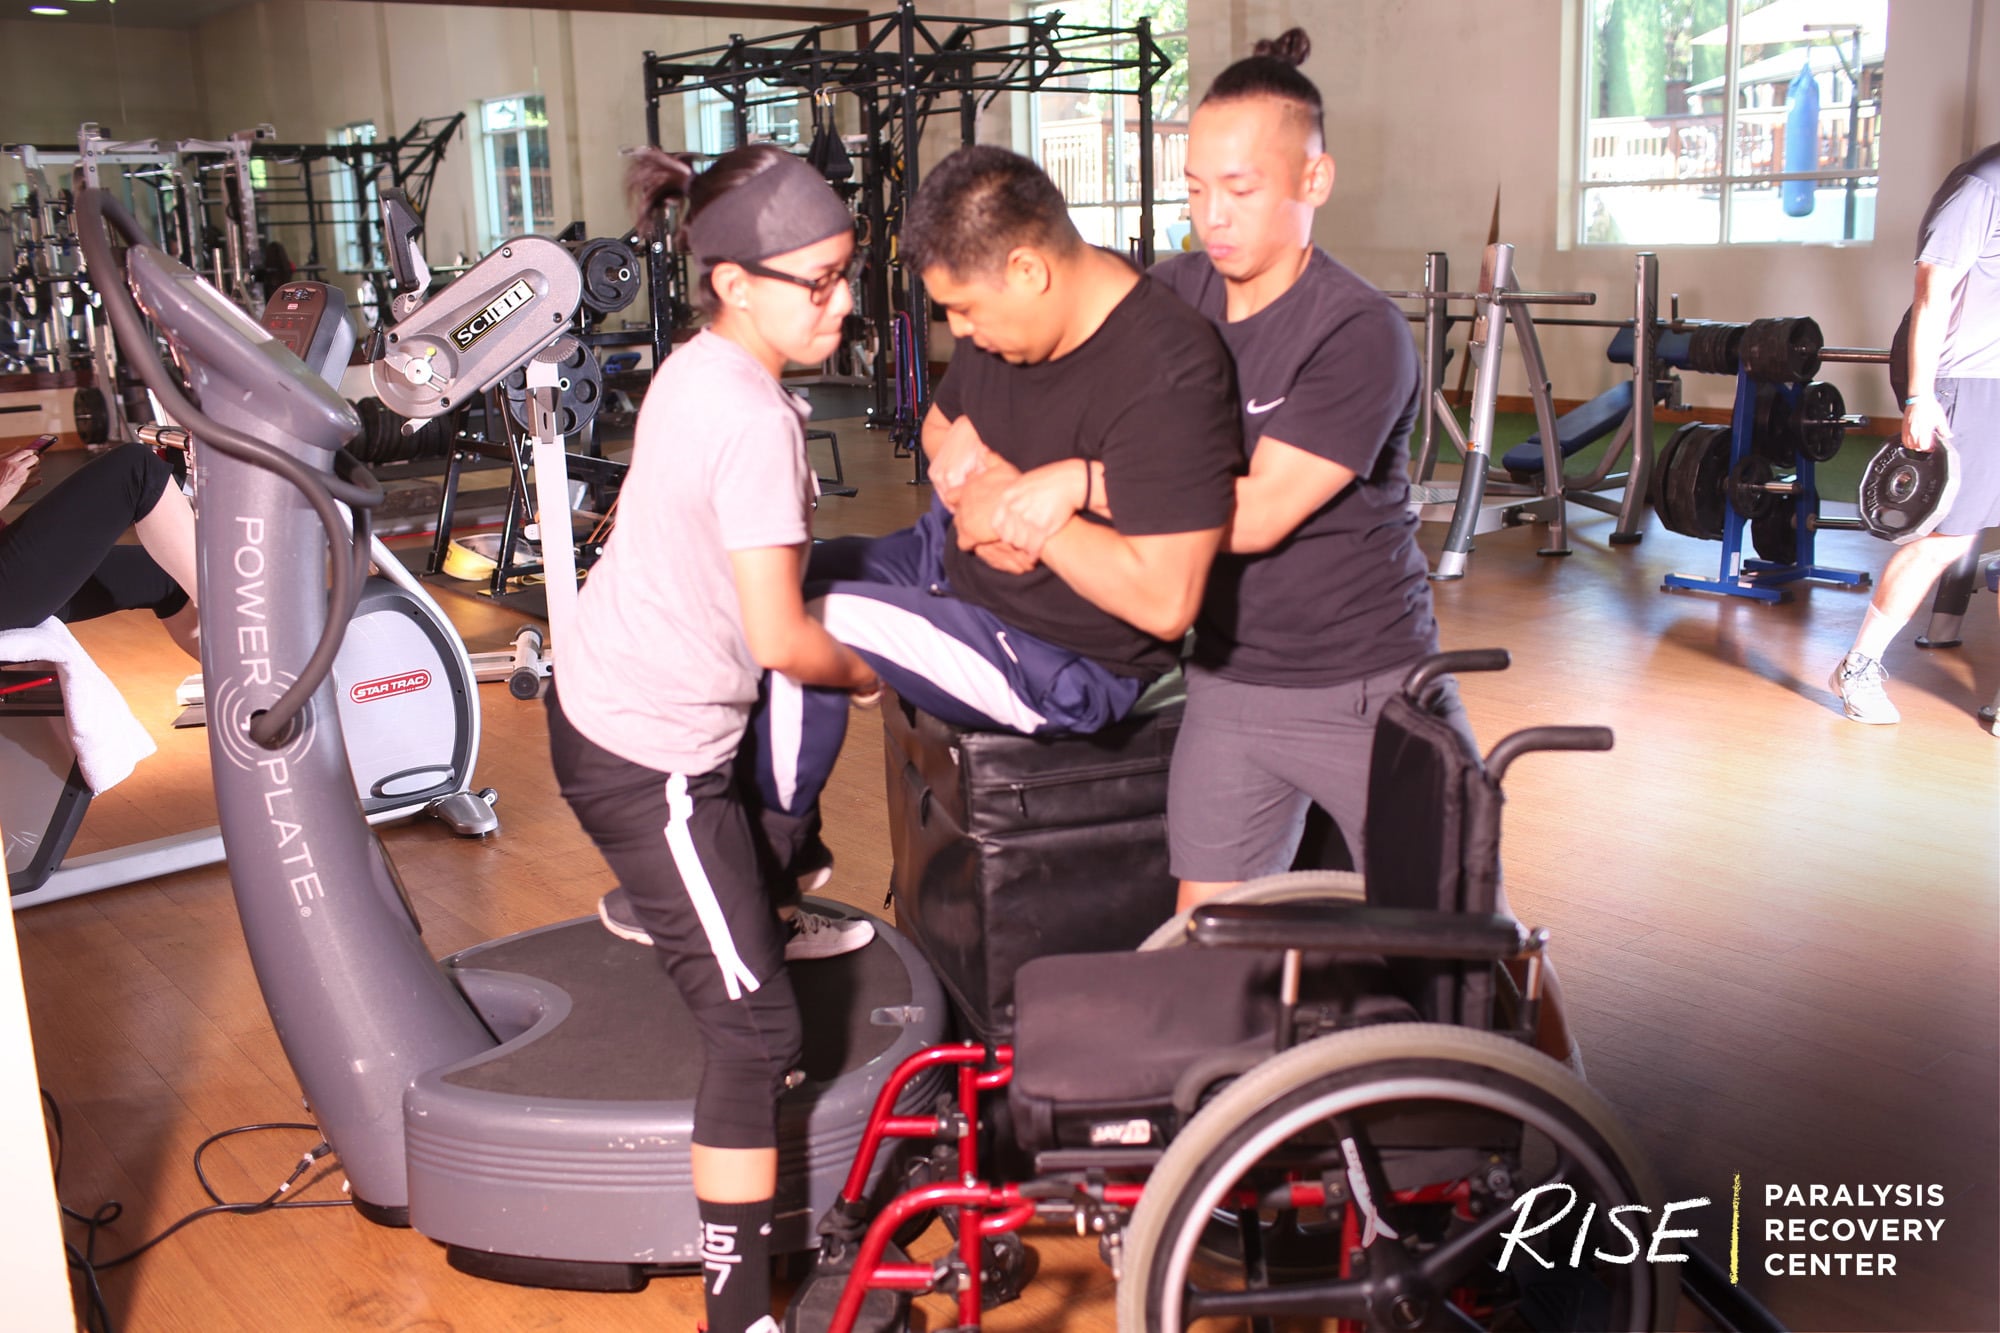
42, 1090, 350, 1333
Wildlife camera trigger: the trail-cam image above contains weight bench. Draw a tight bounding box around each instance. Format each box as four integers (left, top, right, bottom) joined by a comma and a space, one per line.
1502, 379, 1635, 480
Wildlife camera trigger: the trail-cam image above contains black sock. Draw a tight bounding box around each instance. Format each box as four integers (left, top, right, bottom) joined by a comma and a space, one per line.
698, 1196, 775, 1333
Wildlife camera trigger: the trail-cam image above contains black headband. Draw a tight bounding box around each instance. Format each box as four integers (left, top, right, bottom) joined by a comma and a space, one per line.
687, 152, 852, 283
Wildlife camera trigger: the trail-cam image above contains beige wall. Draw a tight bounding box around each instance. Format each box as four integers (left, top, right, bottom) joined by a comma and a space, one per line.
0, 19, 202, 206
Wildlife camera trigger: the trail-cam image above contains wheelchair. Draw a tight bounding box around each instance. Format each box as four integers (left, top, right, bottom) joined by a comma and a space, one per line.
780, 648, 1696, 1332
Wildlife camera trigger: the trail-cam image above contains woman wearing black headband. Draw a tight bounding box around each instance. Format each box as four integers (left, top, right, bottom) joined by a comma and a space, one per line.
544, 145, 880, 1333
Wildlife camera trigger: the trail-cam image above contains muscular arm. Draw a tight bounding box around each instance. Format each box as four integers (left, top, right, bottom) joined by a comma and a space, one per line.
730, 544, 880, 692
1903, 261, 1963, 451
1227, 435, 1357, 554
1035, 522, 1223, 641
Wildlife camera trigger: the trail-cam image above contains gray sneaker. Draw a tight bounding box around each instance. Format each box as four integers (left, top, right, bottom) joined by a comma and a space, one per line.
596, 888, 873, 960
1830, 652, 1899, 725
782, 907, 875, 961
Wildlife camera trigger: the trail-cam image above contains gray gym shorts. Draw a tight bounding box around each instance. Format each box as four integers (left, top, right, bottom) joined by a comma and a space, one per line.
1936, 376, 2000, 536
1166, 659, 1468, 884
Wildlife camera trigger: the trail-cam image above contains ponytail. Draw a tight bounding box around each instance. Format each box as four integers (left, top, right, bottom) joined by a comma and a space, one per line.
626, 147, 696, 240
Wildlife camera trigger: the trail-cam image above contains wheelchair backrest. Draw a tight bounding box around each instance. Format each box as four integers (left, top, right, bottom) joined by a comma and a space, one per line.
1362, 684, 1504, 1027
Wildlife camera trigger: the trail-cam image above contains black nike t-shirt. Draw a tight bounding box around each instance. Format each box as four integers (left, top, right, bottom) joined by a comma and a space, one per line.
930, 273, 1241, 679
1152, 248, 1437, 687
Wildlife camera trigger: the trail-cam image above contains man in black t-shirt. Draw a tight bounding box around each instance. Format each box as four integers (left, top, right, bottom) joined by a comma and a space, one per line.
789, 146, 1237, 755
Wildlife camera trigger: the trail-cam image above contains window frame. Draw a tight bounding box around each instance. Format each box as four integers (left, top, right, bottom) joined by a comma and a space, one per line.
1023, 0, 1189, 256
681, 81, 803, 156
1573, 0, 1884, 249
328, 120, 379, 275
479, 93, 554, 247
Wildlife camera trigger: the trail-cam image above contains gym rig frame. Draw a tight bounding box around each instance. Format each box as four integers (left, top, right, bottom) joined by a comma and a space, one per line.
640, 2, 1174, 469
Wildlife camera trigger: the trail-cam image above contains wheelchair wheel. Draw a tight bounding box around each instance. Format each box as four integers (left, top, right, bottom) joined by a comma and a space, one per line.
1116, 1024, 1674, 1332
1137, 870, 1366, 951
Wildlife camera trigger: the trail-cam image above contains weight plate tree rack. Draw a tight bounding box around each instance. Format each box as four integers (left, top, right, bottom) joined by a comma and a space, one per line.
1661, 339, 1874, 603
641, 1, 1173, 475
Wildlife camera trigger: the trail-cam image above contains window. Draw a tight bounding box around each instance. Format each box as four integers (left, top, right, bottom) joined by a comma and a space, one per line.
682, 82, 802, 156
1578, 0, 1885, 246
1026, 0, 1189, 256
328, 120, 378, 274
480, 94, 554, 245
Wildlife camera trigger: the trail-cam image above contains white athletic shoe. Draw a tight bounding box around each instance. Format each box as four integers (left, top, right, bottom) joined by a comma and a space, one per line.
1830, 652, 1900, 725
785, 908, 874, 961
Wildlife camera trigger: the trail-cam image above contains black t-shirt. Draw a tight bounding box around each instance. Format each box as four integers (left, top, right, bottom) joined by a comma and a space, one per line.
1153, 248, 1436, 687
930, 273, 1241, 679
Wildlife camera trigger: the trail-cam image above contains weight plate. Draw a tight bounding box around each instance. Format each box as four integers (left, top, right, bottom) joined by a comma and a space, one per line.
577, 237, 641, 317
1651, 422, 1702, 530
1739, 316, 1824, 384
1859, 437, 1960, 544
503, 335, 604, 439
1751, 500, 1800, 566
1797, 380, 1846, 463
1663, 423, 1712, 538
1728, 453, 1778, 521
1685, 423, 1734, 540
1750, 383, 1794, 465
71, 385, 107, 445
1665, 422, 1716, 538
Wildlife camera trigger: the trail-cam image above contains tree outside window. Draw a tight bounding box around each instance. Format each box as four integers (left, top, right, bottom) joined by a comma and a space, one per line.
1027, 0, 1189, 256
1580, 0, 1885, 246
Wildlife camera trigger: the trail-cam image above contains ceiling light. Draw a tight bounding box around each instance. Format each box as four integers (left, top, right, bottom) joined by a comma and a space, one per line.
30, 5, 69, 13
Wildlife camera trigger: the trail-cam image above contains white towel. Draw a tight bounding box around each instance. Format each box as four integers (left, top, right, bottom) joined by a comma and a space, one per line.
0, 618, 157, 793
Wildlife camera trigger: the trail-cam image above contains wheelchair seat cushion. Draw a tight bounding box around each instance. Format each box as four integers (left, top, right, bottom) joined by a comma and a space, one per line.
1007, 948, 1417, 1155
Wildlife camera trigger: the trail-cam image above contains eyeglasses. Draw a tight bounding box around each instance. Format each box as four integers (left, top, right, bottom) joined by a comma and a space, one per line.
712, 255, 859, 306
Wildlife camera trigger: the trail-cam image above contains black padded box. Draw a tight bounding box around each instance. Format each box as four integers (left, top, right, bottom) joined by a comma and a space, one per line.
881, 682, 1185, 1042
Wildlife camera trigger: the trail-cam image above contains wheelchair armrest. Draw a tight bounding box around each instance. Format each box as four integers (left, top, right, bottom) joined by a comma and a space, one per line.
1187, 901, 1530, 962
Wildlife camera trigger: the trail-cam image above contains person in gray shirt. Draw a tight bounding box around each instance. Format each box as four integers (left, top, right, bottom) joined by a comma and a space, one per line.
1831, 141, 2000, 727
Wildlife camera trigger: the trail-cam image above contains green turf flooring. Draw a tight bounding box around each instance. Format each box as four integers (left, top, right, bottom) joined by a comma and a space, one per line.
1428, 410, 1886, 505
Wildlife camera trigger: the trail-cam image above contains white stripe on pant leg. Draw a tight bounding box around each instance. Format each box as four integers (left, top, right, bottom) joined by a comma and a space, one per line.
767, 672, 803, 811
662, 773, 762, 1001
812, 593, 1049, 733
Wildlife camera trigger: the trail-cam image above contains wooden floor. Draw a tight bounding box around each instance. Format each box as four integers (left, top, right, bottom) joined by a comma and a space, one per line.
10, 422, 1998, 1332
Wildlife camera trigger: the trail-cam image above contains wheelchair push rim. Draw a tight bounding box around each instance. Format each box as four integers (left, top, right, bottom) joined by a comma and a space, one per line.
1117, 1023, 1674, 1333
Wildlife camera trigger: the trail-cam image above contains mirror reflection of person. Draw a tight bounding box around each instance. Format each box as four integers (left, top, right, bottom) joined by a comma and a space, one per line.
1830, 140, 2000, 728
0, 441, 200, 657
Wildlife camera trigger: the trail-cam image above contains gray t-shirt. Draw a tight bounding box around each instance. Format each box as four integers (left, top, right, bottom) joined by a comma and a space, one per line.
560, 330, 815, 774
1916, 141, 2000, 379
1152, 248, 1436, 687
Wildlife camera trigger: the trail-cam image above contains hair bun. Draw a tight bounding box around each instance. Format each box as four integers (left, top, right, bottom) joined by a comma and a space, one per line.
1253, 27, 1311, 67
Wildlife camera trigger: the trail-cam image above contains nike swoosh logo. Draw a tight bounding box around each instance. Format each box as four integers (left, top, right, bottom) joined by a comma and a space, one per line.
1246, 397, 1286, 415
